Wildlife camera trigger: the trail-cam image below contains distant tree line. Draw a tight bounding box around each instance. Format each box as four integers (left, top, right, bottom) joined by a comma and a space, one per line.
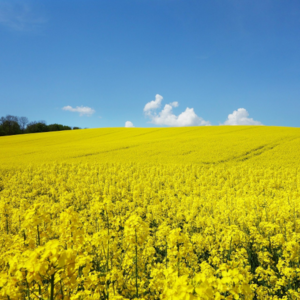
0, 115, 81, 136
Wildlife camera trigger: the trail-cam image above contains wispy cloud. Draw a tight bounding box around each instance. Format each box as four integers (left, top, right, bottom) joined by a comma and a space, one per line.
144, 94, 210, 127
223, 108, 262, 125
0, 1, 47, 32
62, 106, 95, 117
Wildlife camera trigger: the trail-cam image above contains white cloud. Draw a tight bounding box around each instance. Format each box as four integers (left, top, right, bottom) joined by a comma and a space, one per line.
223, 108, 262, 125
170, 101, 179, 107
144, 95, 210, 127
62, 106, 95, 117
0, 1, 47, 31
143, 94, 163, 112
125, 121, 134, 128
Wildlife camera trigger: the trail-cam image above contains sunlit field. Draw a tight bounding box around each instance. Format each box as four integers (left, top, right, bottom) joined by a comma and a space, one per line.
0, 126, 300, 299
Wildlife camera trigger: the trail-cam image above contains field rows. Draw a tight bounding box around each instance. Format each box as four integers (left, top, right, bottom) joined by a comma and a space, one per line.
0, 126, 300, 299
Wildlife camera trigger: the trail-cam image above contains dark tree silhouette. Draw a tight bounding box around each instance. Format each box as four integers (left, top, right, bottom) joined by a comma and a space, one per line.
47, 123, 71, 131
0, 115, 21, 136
0, 115, 80, 136
25, 121, 48, 133
19, 117, 29, 132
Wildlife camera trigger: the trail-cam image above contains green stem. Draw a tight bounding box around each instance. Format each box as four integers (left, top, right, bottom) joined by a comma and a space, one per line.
107, 214, 110, 300
177, 243, 180, 277
38, 284, 42, 298
23, 230, 26, 246
37, 225, 40, 246
26, 278, 30, 300
50, 273, 55, 300
166, 243, 168, 269
135, 229, 138, 299
6, 215, 9, 234
60, 280, 64, 299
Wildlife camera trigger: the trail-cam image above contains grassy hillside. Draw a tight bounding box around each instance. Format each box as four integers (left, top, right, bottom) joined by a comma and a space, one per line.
0, 126, 299, 168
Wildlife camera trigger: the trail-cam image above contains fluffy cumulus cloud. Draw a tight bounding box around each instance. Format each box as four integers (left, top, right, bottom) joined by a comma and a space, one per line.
143, 94, 163, 113
144, 94, 210, 127
125, 121, 134, 128
62, 106, 95, 116
224, 108, 262, 125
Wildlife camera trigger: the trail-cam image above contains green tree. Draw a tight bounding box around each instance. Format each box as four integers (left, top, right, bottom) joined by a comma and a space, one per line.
0, 115, 21, 135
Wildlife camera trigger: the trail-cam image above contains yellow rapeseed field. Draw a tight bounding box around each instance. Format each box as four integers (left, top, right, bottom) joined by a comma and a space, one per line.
0, 126, 300, 299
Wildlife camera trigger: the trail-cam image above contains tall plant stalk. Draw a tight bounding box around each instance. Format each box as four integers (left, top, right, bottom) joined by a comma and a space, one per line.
135, 229, 138, 299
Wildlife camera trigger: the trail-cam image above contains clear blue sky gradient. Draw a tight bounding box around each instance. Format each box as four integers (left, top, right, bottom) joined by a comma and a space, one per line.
0, 0, 299, 128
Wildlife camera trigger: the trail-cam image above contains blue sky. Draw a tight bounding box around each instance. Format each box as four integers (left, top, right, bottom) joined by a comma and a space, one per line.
0, 0, 299, 128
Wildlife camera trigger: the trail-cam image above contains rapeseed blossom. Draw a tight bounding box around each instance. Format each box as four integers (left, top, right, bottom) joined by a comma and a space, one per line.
0, 126, 300, 299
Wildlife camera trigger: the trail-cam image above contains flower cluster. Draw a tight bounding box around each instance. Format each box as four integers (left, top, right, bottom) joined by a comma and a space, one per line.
0, 162, 299, 299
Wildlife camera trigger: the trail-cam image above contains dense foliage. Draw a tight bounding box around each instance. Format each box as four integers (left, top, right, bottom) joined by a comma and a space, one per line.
0, 115, 79, 136
0, 126, 300, 299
